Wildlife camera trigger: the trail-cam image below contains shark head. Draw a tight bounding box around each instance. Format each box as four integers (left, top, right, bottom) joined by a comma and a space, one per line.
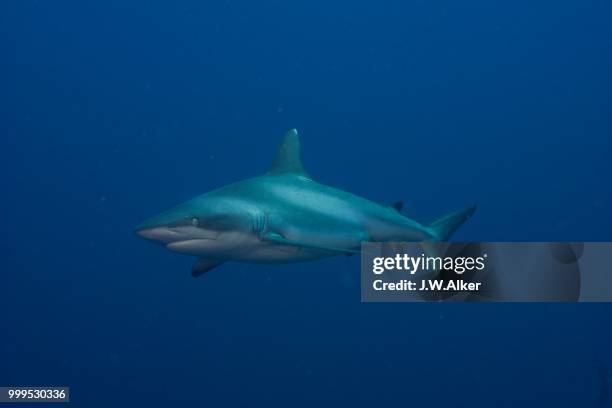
135, 193, 258, 257
135, 129, 305, 259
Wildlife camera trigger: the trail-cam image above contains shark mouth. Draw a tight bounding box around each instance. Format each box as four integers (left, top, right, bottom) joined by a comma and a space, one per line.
136, 226, 219, 245
166, 238, 220, 255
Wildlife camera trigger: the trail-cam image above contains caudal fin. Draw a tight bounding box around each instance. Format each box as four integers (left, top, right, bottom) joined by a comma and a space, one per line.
419, 205, 476, 281
428, 205, 477, 241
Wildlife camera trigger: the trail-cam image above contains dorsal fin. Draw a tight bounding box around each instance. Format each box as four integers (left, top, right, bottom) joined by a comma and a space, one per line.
392, 201, 403, 213
268, 129, 308, 176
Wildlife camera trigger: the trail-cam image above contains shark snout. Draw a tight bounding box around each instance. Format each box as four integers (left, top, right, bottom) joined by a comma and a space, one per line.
135, 223, 221, 247
135, 226, 183, 244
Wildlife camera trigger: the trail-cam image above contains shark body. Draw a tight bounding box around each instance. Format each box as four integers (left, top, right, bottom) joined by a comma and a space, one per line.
136, 129, 475, 276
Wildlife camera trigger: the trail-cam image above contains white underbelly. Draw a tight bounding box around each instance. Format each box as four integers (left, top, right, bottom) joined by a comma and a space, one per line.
166, 231, 333, 263
235, 244, 333, 263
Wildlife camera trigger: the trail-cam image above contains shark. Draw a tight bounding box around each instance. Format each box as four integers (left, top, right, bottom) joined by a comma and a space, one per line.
135, 129, 476, 277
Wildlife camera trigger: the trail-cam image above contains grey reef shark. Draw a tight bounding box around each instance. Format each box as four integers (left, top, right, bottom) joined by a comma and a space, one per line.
136, 129, 476, 277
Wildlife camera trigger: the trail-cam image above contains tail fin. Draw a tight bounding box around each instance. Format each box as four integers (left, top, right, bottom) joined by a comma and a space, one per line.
420, 205, 476, 275
428, 205, 477, 241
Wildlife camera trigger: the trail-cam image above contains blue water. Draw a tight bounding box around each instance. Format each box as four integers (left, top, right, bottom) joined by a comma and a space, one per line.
1, 1, 611, 406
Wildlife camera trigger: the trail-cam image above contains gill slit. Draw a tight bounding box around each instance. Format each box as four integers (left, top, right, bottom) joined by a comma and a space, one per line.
252, 211, 268, 235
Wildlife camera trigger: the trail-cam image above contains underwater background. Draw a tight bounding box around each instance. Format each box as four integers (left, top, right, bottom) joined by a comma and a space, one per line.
1, 0, 611, 406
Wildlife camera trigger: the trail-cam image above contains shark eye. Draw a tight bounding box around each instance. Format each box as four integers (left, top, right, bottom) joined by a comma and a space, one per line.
191, 217, 199, 227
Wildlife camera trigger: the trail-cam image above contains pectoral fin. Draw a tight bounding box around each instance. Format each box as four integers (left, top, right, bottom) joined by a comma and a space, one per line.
261, 232, 360, 254
191, 258, 225, 277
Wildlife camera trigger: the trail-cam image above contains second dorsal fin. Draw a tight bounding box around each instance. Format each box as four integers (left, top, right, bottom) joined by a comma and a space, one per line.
267, 129, 308, 176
